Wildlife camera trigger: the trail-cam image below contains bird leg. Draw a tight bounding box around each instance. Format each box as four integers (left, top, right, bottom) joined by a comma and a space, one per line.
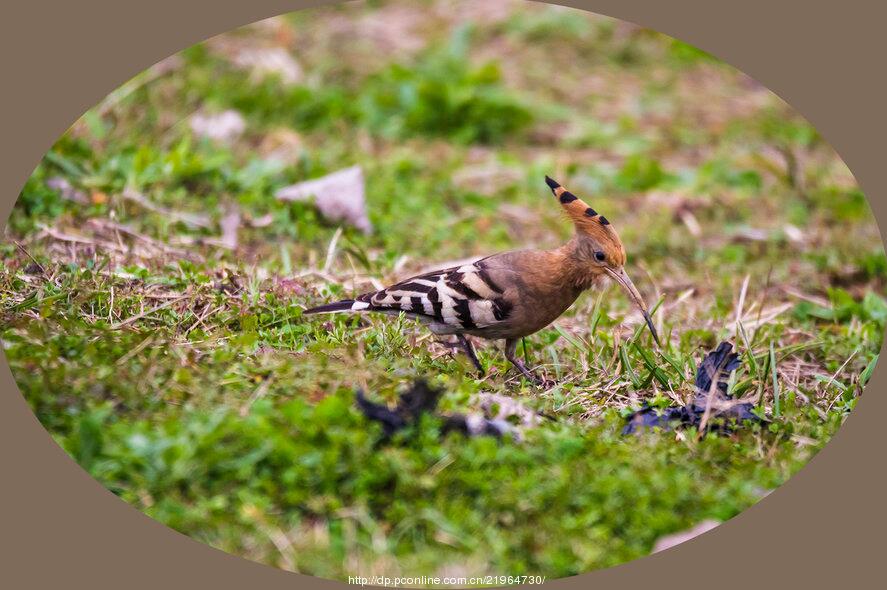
435, 335, 485, 376
457, 334, 485, 376
504, 338, 549, 387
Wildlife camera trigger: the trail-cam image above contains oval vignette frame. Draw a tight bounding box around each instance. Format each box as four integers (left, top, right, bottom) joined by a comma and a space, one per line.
1, 1, 886, 589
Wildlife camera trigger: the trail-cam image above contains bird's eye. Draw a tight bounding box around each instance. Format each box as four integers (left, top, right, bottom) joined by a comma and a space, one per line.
594, 251, 606, 262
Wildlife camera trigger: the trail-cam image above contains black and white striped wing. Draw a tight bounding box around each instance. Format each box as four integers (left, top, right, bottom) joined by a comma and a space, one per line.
357, 260, 513, 333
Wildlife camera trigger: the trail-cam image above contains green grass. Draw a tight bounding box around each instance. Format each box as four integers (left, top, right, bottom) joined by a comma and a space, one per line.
2, 0, 884, 583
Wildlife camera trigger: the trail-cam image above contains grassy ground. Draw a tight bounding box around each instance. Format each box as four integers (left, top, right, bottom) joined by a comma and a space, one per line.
2, 0, 884, 582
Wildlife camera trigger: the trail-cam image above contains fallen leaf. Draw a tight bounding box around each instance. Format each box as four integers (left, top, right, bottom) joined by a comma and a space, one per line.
258, 128, 305, 165
651, 519, 720, 553
248, 213, 274, 228
679, 209, 702, 237
730, 226, 770, 242
218, 206, 241, 250
189, 109, 246, 143
477, 393, 543, 428
232, 47, 303, 85
783, 223, 805, 243
326, 4, 427, 56
46, 177, 88, 204
275, 166, 373, 234
272, 277, 305, 297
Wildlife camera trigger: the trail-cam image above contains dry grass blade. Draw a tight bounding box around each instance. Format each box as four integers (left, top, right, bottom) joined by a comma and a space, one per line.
86, 218, 196, 259
696, 346, 740, 437
738, 303, 793, 332
323, 226, 344, 273
96, 55, 182, 116
240, 377, 274, 417
12, 240, 45, 274
111, 295, 189, 329
770, 341, 780, 417
733, 274, 750, 342
185, 304, 225, 336
115, 334, 158, 365
122, 187, 212, 229
40, 224, 125, 252
781, 285, 830, 308
824, 348, 860, 413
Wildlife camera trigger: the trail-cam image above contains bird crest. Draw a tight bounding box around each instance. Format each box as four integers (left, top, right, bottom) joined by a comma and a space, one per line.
545, 176, 626, 266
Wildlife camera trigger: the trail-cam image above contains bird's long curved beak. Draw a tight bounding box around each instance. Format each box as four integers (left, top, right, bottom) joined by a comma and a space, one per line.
605, 267, 661, 347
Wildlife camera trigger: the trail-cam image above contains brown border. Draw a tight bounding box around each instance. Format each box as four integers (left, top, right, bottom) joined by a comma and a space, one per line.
1, 1, 885, 588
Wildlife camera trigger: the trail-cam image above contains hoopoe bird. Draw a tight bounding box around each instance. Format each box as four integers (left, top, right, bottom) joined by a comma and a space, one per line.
304, 176, 660, 384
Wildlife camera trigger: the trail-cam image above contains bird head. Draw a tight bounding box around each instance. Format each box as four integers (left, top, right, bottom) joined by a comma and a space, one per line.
545, 175, 660, 346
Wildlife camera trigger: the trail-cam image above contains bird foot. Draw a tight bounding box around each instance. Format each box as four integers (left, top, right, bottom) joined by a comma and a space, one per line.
435, 337, 486, 378
510, 360, 554, 389
519, 372, 555, 389
538, 377, 557, 389
530, 375, 557, 389
434, 338, 463, 356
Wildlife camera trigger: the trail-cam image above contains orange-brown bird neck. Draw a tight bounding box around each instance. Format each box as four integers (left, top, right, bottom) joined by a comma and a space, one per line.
548, 236, 611, 291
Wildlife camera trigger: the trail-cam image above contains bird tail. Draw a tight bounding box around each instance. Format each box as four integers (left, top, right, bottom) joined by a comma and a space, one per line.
303, 299, 371, 315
